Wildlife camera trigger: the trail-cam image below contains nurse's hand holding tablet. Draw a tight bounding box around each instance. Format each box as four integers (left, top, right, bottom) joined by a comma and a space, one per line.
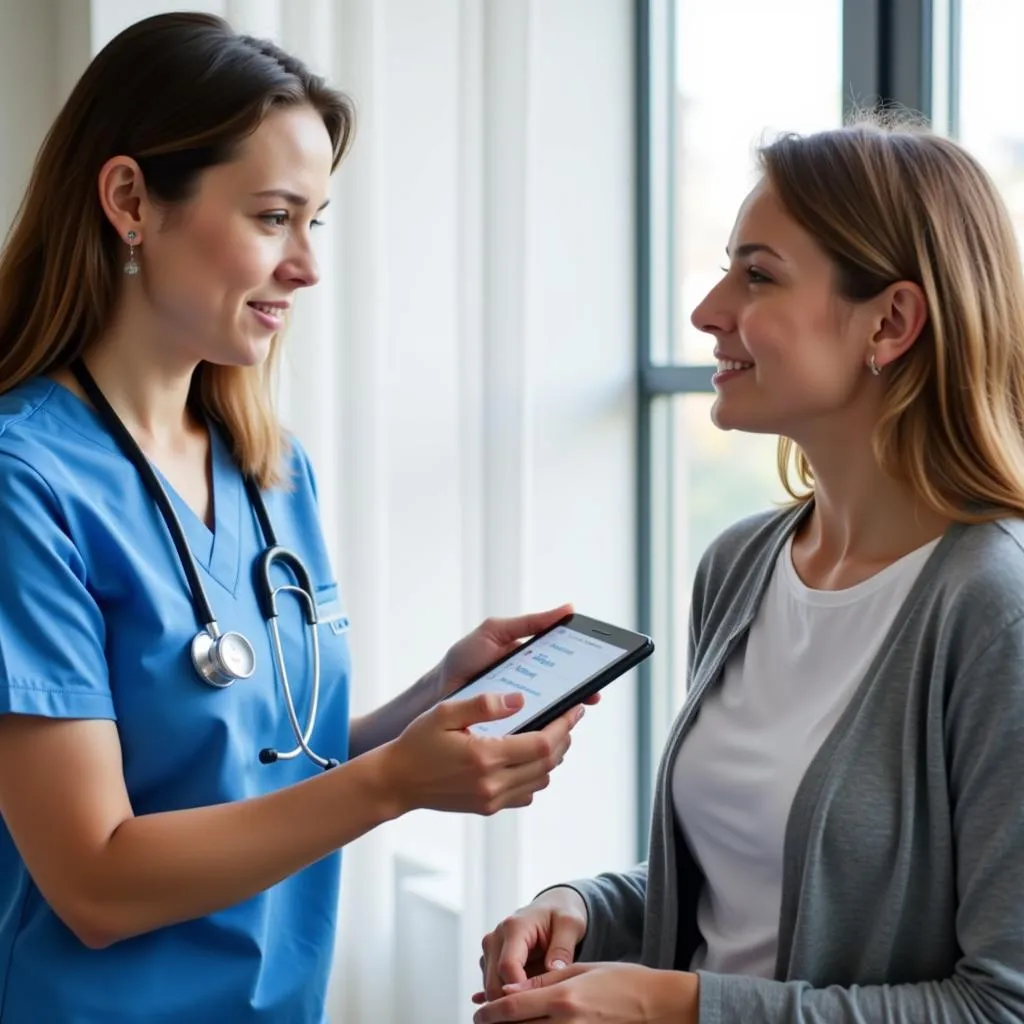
380, 610, 651, 814
381, 687, 581, 817
365, 604, 597, 817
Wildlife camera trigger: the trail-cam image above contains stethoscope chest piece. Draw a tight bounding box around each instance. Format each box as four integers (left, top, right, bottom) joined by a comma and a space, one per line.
191, 628, 257, 688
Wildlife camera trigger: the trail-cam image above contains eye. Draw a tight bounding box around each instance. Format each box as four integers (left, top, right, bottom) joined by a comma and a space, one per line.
311, 218, 327, 229
261, 212, 289, 228
719, 263, 772, 284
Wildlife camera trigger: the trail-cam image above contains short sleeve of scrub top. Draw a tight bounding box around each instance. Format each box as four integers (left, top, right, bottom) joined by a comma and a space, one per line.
0, 451, 114, 720
0, 378, 352, 1024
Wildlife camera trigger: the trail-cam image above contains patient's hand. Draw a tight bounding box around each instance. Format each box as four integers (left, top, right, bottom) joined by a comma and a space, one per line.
475, 886, 589, 1004
472, 963, 699, 1024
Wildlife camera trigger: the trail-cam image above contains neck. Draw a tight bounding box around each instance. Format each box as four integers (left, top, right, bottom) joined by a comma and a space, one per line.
76, 300, 201, 449
795, 434, 951, 565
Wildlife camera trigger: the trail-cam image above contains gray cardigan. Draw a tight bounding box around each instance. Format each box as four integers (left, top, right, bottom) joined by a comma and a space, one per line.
569, 505, 1024, 1023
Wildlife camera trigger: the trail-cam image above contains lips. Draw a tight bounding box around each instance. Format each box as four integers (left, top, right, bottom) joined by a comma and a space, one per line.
248, 302, 289, 316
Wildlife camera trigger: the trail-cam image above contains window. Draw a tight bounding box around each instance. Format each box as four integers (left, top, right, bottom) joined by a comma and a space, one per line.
636, 0, 843, 842
947, 1, 1024, 246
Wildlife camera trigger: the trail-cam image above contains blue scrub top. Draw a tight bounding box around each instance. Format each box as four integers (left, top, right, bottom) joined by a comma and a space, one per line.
0, 378, 352, 1023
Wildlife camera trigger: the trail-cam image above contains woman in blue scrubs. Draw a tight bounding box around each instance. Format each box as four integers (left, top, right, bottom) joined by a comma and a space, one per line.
0, 12, 585, 1023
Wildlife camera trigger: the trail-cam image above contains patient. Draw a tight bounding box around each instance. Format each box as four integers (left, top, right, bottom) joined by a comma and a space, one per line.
474, 114, 1024, 1023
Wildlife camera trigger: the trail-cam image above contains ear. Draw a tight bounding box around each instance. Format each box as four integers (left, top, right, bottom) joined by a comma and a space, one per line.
865, 281, 928, 372
97, 156, 149, 244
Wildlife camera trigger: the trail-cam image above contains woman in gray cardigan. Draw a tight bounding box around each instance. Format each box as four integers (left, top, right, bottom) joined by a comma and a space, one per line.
474, 117, 1024, 1024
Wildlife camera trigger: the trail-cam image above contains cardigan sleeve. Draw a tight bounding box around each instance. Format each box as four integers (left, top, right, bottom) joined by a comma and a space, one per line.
560, 863, 649, 964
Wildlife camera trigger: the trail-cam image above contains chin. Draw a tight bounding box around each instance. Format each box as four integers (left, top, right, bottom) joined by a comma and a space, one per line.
710, 397, 741, 431
710, 398, 779, 435
226, 336, 275, 368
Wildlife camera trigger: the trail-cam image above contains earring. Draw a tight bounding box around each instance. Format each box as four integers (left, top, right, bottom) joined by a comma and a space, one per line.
124, 231, 140, 276
869, 353, 881, 376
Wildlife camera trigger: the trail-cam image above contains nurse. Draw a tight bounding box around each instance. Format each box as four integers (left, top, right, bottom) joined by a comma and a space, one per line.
0, 12, 585, 1024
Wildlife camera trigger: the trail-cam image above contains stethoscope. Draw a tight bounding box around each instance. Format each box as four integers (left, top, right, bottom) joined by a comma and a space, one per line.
71, 359, 339, 771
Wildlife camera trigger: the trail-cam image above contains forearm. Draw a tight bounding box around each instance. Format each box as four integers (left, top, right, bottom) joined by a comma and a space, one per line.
349, 667, 442, 757
567, 863, 648, 963
697, 973, 1012, 1024
654, 970, 700, 1022
75, 747, 402, 947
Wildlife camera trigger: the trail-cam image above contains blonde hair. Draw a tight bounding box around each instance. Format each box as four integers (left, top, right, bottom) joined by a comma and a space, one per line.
0, 13, 355, 487
760, 113, 1024, 521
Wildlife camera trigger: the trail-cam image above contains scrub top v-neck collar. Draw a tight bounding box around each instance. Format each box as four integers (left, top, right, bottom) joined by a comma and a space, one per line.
158, 426, 242, 595
35, 376, 244, 595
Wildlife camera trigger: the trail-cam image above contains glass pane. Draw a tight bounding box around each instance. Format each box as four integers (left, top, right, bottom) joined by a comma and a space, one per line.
649, 394, 788, 749
667, 0, 843, 364
954, 1, 1024, 248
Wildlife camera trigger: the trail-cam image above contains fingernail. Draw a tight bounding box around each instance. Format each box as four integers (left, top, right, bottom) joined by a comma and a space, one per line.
502, 693, 522, 709
551, 959, 567, 970
503, 982, 526, 993
574, 707, 585, 723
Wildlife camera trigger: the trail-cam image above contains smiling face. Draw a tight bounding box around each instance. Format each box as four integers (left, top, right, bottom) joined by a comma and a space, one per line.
127, 103, 334, 368
690, 180, 885, 440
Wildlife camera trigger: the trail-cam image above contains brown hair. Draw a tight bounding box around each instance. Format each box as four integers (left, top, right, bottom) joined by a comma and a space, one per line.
760, 114, 1024, 521
0, 12, 355, 486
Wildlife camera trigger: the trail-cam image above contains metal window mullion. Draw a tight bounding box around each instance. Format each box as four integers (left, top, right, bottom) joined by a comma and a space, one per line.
842, 0, 884, 118
635, 0, 655, 860
887, 0, 933, 119
843, 0, 933, 118
947, 0, 961, 137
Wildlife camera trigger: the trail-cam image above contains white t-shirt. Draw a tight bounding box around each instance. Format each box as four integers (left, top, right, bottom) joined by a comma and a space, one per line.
672, 533, 941, 978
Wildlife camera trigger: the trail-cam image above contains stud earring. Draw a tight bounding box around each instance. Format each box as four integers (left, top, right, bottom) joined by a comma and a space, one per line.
869, 353, 881, 376
124, 231, 140, 276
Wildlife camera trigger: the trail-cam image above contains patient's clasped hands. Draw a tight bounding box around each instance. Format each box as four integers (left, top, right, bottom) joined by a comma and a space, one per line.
472, 888, 699, 1022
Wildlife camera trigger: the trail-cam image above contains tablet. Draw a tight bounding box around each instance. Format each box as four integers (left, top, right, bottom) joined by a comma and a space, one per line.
442, 613, 654, 736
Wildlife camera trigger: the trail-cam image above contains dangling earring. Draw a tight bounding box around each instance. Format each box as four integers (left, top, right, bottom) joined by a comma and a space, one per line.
124, 231, 140, 276
869, 353, 881, 376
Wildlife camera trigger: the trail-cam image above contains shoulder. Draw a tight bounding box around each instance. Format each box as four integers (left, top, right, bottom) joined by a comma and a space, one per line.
925, 521, 1024, 734
279, 431, 317, 495
927, 518, 1024, 640
0, 378, 64, 454
0, 385, 68, 515
0, 378, 98, 483
264, 433, 338, 589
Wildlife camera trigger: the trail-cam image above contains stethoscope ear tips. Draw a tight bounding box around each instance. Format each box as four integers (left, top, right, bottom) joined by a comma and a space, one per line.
322, 758, 340, 771
259, 748, 279, 764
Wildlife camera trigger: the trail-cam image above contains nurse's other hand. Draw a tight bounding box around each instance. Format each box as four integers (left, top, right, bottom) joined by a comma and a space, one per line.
437, 604, 580, 698
475, 887, 588, 1003
382, 693, 583, 816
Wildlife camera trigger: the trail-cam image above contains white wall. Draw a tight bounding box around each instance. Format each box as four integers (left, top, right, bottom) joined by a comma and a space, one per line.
517, 0, 636, 900
0, 1, 61, 233
0, 3, 636, 1020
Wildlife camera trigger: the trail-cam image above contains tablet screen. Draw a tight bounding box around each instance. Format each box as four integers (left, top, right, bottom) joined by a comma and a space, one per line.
455, 625, 627, 736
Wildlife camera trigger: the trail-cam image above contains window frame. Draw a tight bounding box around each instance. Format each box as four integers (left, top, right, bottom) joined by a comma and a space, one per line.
633, 0, 949, 856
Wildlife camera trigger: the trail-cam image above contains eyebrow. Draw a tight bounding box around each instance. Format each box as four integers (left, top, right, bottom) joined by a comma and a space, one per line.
252, 189, 330, 212
725, 242, 784, 261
